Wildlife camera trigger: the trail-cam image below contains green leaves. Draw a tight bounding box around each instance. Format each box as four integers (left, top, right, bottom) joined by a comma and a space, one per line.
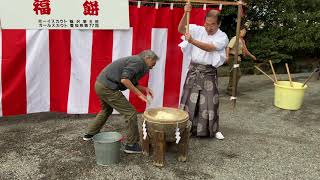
241, 0, 320, 62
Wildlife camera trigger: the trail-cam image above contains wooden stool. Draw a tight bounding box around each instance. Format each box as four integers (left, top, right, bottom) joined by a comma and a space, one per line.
140, 107, 190, 167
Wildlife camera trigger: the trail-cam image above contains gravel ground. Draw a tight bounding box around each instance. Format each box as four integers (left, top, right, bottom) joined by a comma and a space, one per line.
0, 73, 319, 180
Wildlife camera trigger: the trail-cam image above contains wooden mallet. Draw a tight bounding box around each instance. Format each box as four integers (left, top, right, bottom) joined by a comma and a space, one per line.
269, 60, 278, 84
285, 63, 293, 87
302, 68, 320, 87
254, 65, 275, 83
186, 0, 191, 34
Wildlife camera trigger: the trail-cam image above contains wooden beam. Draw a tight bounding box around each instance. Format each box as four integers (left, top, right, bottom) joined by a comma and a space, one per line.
166, 0, 243, 6
129, 0, 245, 6
231, 2, 243, 109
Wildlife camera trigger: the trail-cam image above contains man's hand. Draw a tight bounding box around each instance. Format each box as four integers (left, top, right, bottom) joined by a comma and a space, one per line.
138, 94, 149, 104
145, 87, 154, 98
178, 2, 192, 34
225, 56, 230, 64
184, 3, 192, 13
121, 79, 148, 104
237, 1, 245, 5
137, 85, 153, 96
252, 55, 257, 61
185, 32, 216, 52
136, 85, 153, 104
185, 32, 193, 43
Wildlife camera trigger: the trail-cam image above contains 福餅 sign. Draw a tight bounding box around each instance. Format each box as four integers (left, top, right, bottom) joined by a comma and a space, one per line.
0, 0, 129, 29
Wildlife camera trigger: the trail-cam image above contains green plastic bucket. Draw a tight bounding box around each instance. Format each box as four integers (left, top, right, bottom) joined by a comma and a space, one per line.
92, 132, 123, 166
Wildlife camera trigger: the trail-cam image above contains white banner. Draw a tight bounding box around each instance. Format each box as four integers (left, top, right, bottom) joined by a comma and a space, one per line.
0, 0, 129, 29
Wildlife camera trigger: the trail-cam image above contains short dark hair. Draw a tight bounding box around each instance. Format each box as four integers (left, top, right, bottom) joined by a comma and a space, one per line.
241, 27, 247, 31
205, 10, 222, 24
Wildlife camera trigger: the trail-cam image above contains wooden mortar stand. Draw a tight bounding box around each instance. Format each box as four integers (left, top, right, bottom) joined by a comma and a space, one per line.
141, 107, 190, 167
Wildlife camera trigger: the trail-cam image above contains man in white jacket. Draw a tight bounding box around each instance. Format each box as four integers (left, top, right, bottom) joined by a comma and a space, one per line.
178, 3, 229, 139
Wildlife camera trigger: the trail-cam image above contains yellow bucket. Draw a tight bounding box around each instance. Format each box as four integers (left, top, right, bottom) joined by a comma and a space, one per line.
274, 81, 307, 110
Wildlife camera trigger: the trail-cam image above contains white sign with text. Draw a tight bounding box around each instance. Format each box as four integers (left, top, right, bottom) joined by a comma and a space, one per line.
0, 0, 129, 29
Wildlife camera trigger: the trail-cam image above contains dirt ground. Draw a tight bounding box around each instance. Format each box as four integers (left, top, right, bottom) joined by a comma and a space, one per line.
0, 73, 319, 180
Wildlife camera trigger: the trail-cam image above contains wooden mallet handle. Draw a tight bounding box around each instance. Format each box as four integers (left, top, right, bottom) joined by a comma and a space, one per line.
254, 65, 275, 83
285, 63, 293, 87
186, 0, 191, 33
302, 68, 320, 87
269, 60, 278, 84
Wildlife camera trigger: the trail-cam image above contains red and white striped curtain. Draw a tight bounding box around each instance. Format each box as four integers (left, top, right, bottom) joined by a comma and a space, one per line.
0, 5, 210, 117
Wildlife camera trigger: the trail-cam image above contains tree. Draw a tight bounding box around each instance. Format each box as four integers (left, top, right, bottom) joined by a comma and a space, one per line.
245, 0, 320, 63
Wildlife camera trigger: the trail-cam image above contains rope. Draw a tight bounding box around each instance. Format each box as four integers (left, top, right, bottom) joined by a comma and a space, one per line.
143, 118, 188, 125
129, 0, 228, 7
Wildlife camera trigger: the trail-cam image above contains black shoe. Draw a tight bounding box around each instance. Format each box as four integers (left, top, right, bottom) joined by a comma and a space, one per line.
124, 143, 142, 154
83, 134, 94, 141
